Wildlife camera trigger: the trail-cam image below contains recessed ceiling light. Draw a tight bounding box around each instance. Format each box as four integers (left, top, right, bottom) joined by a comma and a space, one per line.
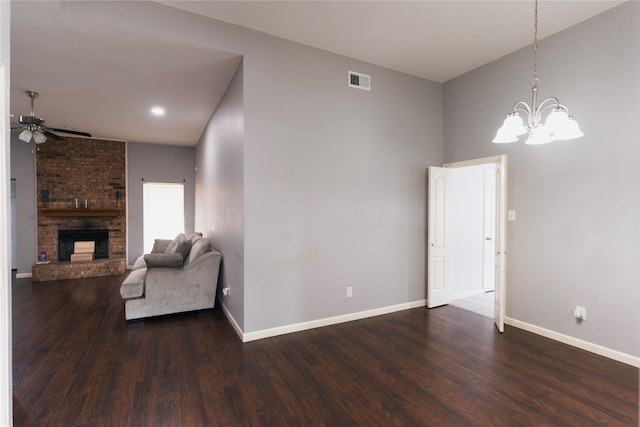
151, 106, 165, 117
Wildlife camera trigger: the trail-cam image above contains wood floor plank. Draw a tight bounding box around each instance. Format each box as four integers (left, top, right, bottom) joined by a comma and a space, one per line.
12, 274, 639, 426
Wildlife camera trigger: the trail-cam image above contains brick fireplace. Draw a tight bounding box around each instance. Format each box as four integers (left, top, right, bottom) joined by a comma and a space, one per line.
33, 137, 126, 281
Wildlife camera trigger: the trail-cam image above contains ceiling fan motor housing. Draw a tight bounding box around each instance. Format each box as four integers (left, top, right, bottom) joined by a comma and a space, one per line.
19, 115, 45, 127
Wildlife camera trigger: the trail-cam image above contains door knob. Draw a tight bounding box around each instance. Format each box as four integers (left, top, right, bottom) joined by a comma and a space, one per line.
486, 237, 491, 241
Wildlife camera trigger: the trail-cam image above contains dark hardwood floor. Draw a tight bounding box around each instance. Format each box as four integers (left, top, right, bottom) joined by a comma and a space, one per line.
12, 273, 638, 426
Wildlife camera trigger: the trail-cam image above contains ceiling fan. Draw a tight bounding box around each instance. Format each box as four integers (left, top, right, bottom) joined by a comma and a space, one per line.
11, 90, 92, 144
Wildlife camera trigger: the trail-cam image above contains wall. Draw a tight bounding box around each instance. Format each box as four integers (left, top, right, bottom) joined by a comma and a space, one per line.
242, 33, 443, 333
443, 2, 639, 357
195, 62, 244, 329
127, 142, 195, 265
9, 135, 35, 276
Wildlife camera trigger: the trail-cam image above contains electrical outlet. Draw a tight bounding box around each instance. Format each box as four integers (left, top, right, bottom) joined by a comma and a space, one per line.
574, 305, 586, 321
346, 287, 353, 298
222, 286, 230, 296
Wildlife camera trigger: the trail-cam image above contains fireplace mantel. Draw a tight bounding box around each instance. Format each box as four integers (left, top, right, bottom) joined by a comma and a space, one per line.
41, 208, 123, 217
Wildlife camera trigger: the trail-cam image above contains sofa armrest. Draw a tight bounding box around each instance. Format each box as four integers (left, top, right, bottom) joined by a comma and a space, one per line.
143, 250, 222, 299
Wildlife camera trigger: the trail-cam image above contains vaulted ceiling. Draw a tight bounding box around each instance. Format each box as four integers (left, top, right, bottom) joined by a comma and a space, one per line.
10, 1, 623, 146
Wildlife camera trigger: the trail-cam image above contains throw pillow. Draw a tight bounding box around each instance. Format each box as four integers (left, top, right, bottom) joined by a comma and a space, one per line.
173, 239, 192, 261
144, 253, 184, 268
165, 233, 186, 254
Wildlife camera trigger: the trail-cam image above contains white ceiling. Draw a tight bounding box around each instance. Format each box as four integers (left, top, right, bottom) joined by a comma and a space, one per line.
10, 1, 624, 146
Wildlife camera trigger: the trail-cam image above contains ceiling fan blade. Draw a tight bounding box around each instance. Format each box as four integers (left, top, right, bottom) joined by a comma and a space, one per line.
47, 127, 92, 138
42, 129, 65, 141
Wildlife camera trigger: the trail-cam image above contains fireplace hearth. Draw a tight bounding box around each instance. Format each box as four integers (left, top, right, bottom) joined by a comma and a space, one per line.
58, 229, 109, 262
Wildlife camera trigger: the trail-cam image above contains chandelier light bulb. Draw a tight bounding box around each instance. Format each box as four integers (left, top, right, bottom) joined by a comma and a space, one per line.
492, 126, 520, 144
503, 113, 527, 136
552, 116, 584, 140
525, 124, 553, 145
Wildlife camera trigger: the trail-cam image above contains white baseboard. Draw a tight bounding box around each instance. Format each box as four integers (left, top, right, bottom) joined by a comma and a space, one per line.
239, 299, 427, 343
15, 273, 32, 279
218, 301, 639, 368
218, 300, 244, 341
505, 317, 640, 368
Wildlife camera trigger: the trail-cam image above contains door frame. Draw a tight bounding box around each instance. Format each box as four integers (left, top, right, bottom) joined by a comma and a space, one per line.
442, 155, 507, 332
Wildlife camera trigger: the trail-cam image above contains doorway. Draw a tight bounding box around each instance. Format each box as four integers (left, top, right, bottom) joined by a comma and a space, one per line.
449, 162, 496, 318
427, 155, 507, 331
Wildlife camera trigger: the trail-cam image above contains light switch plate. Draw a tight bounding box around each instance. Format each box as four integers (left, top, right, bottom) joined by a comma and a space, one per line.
508, 210, 516, 221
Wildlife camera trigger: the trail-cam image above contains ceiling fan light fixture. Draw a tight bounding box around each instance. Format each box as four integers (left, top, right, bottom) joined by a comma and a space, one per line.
18, 129, 33, 143
33, 130, 47, 144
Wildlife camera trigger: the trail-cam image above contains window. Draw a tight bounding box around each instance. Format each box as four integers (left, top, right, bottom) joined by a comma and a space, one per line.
143, 182, 184, 254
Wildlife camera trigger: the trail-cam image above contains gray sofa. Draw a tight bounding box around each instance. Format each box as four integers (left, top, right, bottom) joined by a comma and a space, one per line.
120, 232, 222, 320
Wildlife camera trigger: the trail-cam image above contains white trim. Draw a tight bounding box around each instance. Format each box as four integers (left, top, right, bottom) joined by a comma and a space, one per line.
0, 57, 12, 422
443, 155, 504, 169
443, 154, 507, 332
241, 300, 427, 343
505, 317, 640, 368
219, 300, 243, 341
15, 272, 31, 279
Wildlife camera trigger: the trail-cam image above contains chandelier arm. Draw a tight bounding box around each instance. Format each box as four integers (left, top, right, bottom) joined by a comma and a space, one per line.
536, 97, 561, 115
512, 101, 532, 116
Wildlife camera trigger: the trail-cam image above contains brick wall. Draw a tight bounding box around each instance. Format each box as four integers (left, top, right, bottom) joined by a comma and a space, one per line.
36, 137, 126, 271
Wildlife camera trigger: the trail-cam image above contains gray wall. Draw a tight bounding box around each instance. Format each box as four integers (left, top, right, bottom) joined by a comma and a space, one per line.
9, 135, 36, 275
195, 28, 443, 332
195, 62, 245, 329
127, 142, 195, 265
242, 33, 442, 332
443, 2, 639, 357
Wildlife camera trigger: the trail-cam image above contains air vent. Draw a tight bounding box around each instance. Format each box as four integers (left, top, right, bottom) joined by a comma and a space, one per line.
348, 71, 371, 91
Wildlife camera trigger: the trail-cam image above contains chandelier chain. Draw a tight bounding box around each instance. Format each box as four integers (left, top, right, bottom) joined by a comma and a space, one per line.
533, 0, 538, 85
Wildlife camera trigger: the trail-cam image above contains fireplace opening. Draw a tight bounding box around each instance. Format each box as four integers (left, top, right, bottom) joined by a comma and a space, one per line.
58, 229, 109, 261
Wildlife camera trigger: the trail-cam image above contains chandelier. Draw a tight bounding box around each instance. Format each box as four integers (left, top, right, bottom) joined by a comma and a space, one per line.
493, 1, 583, 145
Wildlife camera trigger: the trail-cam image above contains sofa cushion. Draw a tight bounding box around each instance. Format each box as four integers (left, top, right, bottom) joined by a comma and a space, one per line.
185, 238, 212, 266
120, 268, 146, 299
165, 233, 186, 254
185, 232, 203, 245
144, 253, 184, 268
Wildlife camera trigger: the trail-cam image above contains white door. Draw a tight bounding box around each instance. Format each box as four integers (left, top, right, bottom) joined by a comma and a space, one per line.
427, 167, 451, 308
482, 169, 496, 292
494, 158, 508, 332
10, 180, 16, 270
